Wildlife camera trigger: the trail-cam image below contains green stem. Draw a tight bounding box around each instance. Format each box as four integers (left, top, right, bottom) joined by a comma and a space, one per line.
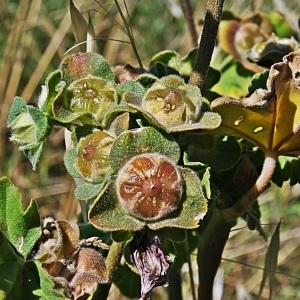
188, 0, 225, 90
95, 241, 125, 300
223, 151, 278, 220
184, 236, 196, 300
197, 151, 278, 299
197, 207, 236, 300
168, 267, 183, 300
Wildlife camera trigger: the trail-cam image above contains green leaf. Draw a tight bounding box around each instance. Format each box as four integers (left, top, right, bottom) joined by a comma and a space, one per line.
0, 234, 40, 300
150, 50, 181, 70
272, 155, 300, 187
59, 52, 115, 85
111, 231, 134, 242
178, 48, 197, 78
0, 233, 21, 299
109, 127, 181, 172
7, 97, 51, 169
211, 59, 254, 98
113, 264, 141, 298
149, 62, 179, 77
117, 81, 146, 98
201, 167, 212, 199
74, 179, 108, 201
23, 142, 46, 171
247, 70, 268, 95
38, 70, 65, 118
204, 136, 242, 171
33, 261, 65, 299
258, 219, 282, 299
268, 11, 298, 38
0, 177, 41, 258
8, 97, 50, 143
0, 261, 22, 299
185, 135, 241, 171
88, 182, 145, 232
64, 146, 82, 179
136, 73, 158, 89
148, 167, 207, 230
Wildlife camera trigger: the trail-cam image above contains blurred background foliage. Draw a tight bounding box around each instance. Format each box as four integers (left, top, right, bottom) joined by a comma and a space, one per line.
0, 0, 300, 298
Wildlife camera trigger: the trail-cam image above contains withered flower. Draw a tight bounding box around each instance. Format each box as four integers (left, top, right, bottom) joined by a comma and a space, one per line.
129, 230, 171, 300
33, 219, 108, 299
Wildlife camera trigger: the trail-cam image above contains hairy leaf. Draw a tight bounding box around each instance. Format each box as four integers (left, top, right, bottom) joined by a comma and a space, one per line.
109, 127, 181, 172
7, 97, 51, 169
0, 177, 41, 258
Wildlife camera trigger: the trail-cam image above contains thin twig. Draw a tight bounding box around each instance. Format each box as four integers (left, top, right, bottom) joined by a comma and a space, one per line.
223, 151, 278, 220
114, 0, 143, 68
180, 0, 198, 47
222, 257, 300, 281
188, 0, 225, 90
93, 0, 127, 33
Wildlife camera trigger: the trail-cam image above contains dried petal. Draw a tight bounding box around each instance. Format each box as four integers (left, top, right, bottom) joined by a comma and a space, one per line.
129, 231, 171, 300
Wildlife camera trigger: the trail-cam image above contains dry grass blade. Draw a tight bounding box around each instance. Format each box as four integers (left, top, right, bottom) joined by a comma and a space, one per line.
258, 218, 283, 299
20, 3, 83, 101
94, 0, 127, 34
70, 0, 88, 52
87, 13, 98, 52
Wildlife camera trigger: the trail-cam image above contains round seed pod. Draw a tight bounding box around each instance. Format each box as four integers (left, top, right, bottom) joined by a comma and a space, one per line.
75, 131, 114, 182
116, 153, 183, 220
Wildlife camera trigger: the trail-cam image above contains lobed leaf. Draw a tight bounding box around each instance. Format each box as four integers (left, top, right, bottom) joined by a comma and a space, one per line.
211, 49, 300, 157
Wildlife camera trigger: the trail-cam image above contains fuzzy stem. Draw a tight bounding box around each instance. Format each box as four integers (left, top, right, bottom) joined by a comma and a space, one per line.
188, 0, 225, 89
96, 241, 125, 300
223, 151, 278, 220
181, 0, 198, 47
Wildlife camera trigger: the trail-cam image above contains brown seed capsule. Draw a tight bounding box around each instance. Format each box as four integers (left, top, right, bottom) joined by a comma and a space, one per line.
116, 153, 183, 220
